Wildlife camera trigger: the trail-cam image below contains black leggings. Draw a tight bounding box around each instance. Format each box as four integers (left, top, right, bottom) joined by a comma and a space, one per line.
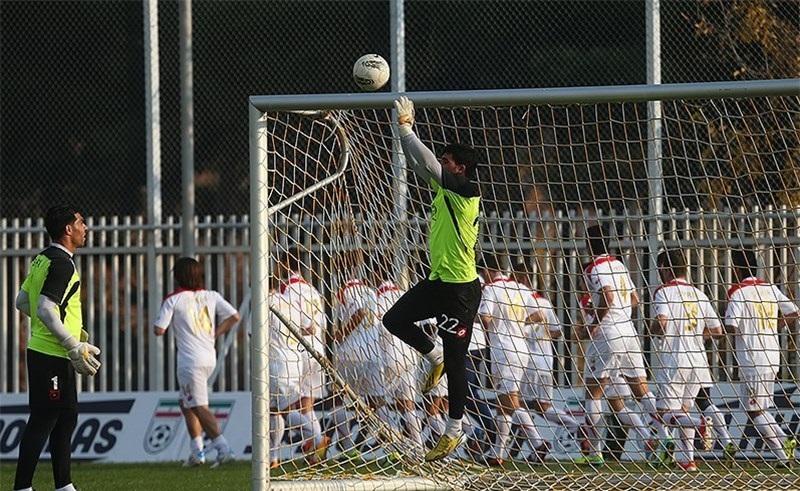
14, 406, 77, 490
383, 278, 481, 421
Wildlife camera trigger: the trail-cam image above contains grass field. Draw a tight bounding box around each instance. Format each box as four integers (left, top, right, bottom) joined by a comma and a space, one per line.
2, 458, 799, 491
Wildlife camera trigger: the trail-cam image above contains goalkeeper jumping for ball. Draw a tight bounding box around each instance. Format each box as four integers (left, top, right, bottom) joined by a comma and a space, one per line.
382, 96, 482, 462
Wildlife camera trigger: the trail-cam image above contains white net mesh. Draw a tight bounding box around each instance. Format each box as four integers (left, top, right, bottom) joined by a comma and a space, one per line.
255, 91, 800, 490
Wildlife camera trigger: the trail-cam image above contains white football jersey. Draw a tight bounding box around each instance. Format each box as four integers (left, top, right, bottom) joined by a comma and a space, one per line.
333, 279, 378, 361
652, 279, 720, 372
584, 254, 637, 329
579, 293, 595, 325
725, 277, 798, 372
280, 273, 326, 353
479, 275, 537, 354
266, 291, 303, 363
527, 292, 561, 359
154, 289, 238, 369
375, 280, 419, 364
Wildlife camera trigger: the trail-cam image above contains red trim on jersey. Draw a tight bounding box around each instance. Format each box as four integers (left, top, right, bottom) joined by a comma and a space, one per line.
489, 274, 511, 284
726, 277, 766, 299
579, 293, 592, 310
653, 278, 691, 298
279, 274, 307, 294
376, 282, 399, 296
584, 255, 618, 276
163, 287, 203, 300
532, 292, 547, 300
337, 279, 365, 301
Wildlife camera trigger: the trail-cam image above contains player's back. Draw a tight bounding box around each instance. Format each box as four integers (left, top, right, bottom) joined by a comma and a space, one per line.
527, 293, 560, 358
159, 289, 229, 367
375, 281, 403, 317
280, 274, 326, 350
267, 291, 303, 363
375, 280, 418, 366
584, 255, 636, 329
653, 280, 717, 370
726, 277, 797, 371
334, 279, 379, 361
480, 277, 535, 354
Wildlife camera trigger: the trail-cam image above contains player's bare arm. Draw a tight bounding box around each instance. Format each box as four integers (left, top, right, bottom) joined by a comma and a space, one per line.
525, 309, 545, 325
649, 315, 668, 336
215, 312, 240, 339
778, 311, 799, 333
333, 308, 368, 342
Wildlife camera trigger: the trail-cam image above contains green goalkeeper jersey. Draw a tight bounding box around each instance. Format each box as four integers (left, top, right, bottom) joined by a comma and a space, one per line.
429, 177, 480, 283
22, 245, 84, 358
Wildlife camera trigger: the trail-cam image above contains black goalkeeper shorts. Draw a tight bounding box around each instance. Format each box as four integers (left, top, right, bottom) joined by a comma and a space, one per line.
26, 349, 78, 410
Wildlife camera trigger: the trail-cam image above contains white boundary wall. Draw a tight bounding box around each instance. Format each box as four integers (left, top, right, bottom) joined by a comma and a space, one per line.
2, 383, 799, 463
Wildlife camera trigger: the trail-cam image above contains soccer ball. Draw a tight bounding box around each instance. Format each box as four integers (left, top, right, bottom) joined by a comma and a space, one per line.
352, 54, 390, 91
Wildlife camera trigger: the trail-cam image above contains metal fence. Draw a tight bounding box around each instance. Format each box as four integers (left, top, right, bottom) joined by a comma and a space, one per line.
3, 0, 797, 219
3, 208, 799, 395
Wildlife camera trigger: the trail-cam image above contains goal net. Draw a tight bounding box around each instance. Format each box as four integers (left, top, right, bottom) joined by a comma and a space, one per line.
249, 80, 800, 491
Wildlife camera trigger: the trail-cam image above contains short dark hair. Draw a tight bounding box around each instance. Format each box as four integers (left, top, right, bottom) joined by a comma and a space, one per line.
585, 224, 609, 257
443, 142, 478, 179
481, 253, 503, 273
657, 249, 688, 277
173, 257, 204, 289
731, 248, 757, 277
44, 205, 81, 241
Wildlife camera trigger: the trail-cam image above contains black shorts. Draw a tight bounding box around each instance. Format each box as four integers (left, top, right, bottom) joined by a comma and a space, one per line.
397, 277, 482, 342
26, 349, 78, 409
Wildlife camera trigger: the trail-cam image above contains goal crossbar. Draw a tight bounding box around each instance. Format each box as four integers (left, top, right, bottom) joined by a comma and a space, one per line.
250, 78, 800, 112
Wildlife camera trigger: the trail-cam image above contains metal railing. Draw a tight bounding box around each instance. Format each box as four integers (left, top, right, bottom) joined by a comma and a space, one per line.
3, 207, 799, 394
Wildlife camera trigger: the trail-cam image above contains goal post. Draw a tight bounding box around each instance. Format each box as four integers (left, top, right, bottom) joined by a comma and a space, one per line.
250, 78, 800, 491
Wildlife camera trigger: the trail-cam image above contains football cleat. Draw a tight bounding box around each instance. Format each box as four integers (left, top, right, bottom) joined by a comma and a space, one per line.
676, 460, 698, 472
210, 448, 235, 468
337, 448, 363, 463
784, 437, 797, 462
525, 440, 550, 465
574, 454, 605, 466
308, 435, 331, 464
723, 442, 738, 464
700, 417, 714, 452
421, 361, 445, 394
486, 456, 504, 467
182, 450, 206, 467
424, 432, 466, 462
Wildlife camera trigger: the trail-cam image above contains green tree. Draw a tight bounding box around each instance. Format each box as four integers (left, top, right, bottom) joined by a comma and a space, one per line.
692, 0, 800, 208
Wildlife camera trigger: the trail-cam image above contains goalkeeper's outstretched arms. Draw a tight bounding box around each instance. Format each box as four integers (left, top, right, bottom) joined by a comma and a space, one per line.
394, 96, 445, 186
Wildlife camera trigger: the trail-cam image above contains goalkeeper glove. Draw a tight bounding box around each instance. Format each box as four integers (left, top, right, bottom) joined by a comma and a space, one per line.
394, 96, 414, 137
62, 335, 101, 376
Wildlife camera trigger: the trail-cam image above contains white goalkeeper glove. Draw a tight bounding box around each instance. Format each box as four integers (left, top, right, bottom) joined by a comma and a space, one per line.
62, 334, 101, 376
394, 96, 415, 137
